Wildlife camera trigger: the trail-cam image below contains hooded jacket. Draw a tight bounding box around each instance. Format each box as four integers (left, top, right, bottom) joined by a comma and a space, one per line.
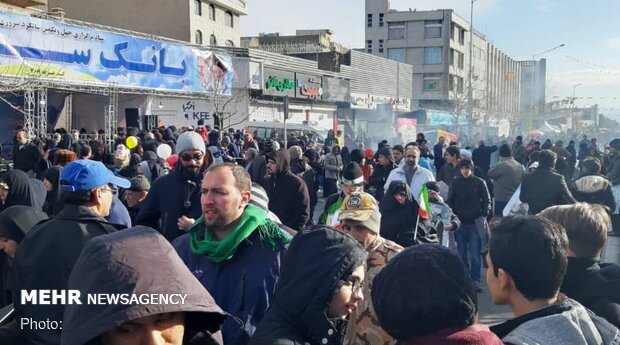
491, 297, 620, 345
487, 157, 524, 202
42, 166, 64, 217
520, 167, 577, 215
11, 204, 124, 345
570, 173, 616, 211
0, 169, 46, 212
135, 162, 203, 241
561, 257, 620, 328
62, 226, 226, 345
380, 181, 438, 246
249, 225, 368, 345
369, 148, 396, 201
264, 150, 310, 230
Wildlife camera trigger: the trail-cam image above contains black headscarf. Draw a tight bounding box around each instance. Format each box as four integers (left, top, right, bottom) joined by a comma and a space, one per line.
0, 205, 49, 243
119, 153, 142, 179
42, 166, 64, 217
1, 170, 35, 211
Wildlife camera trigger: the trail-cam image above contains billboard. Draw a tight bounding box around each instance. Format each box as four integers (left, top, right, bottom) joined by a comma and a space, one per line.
0, 10, 233, 94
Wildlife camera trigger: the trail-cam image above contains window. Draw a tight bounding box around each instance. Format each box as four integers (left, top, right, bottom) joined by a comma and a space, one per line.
458, 52, 464, 69
225, 40, 234, 47
451, 23, 455, 40
450, 49, 455, 66
379, 13, 384, 27
424, 20, 442, 38
366, 40, 372, 53
388, 22, 405, 40
459, 29, 465, 45
424, 47, 442, 65
195, 30, 203, 45
457, 77, 464, 93
367, 13, 372, 27
194, 0, 202, 16
210, 34, 217, 46
388, 48, 406, 63
379, 39, 384, 53
423, 74, 442, 91
225, 11, 233, 27
209, 4, 215, 20
449, 74, 455, 91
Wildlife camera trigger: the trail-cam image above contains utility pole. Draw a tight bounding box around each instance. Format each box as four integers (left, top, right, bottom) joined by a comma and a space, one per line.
467, 0, 476, 139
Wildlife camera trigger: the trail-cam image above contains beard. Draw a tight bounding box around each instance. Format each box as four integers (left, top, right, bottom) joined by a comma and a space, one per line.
178, 163, 202, 181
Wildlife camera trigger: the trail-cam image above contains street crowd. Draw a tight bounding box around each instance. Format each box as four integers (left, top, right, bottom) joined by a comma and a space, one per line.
1, 122, 620, 344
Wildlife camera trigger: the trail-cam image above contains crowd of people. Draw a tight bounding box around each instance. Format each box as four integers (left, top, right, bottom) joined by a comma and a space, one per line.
0, 122, 620, 345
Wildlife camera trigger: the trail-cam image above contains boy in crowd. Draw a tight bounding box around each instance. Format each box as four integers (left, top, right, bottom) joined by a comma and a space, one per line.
487, 216, 620, 344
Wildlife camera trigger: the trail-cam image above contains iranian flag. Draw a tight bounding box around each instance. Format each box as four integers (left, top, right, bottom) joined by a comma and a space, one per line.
418, 185, 431, 220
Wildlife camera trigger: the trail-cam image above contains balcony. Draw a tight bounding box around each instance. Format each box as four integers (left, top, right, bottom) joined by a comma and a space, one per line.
211, 0, 248, 15
1, 0, 47, 7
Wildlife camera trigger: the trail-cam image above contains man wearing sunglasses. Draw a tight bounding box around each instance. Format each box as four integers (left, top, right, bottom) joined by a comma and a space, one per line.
338, 192, 403, 345
10, 160, 130, 345
136, 131, 211, 242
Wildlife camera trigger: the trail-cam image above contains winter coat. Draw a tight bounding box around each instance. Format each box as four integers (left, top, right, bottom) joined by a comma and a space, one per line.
512, 142, 528, 166
491, 297, 620, 345
135, 166, 202, 241
607, 155, 620, 186
11, 205, 123, 345
263, 153, 310, 230
487, 157, 524, 202
0, 169, 46, 212
448, 176, 491, 225
433, 143, 445, 171
249, 225, 368, 345
437, 163, 459, 186
174, 225, 289, 345
369, 163, 396, 201
324, 152, 343, 180
13, 143, 43, 174
399, 324, 502, 345
250, 154, 267, 186
520, 167, 577, 215
380, 181, 438, 246
62, 226, 226, 345
105, 194, 132, 228
561, 257, 620, 328
472, 144, 498, 172
570, 173, 616, 211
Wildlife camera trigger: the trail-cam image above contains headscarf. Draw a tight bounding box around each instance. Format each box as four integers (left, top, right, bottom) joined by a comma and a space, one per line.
0, 169, 45, 211
0, 205, 48, 243
119, 153, 142, 178
42, 166, 64, 217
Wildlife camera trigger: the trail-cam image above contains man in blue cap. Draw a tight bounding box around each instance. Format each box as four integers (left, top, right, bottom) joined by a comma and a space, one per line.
9, 160, 130, 345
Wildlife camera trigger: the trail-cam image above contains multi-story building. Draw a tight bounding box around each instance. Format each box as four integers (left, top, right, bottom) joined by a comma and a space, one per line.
366, 0, 521, 135
0, 0, 46, 11
46, 0, 247, 47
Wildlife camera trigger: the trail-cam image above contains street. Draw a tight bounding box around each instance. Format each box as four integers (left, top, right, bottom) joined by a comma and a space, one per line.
313, 194, 620, 326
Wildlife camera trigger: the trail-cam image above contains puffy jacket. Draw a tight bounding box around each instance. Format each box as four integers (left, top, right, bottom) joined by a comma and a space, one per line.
570, 174, 616, 211
11, 205, 123, 345
520, 168, 576, 215
324, 153, 343, 180
174, 226, 289, 345
448, 176, 491, 225
249, 225, 368, 345
62, 226, 226, 345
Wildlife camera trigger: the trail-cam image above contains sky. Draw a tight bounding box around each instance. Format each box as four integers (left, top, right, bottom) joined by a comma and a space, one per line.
242, 0, 620, 120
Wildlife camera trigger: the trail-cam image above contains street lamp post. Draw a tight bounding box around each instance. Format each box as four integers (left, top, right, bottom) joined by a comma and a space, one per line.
467, 0, 477, 138
572, 82, 583, 133
528, 43, 565, 132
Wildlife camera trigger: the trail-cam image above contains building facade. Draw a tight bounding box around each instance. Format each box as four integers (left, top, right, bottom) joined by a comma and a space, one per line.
46, 0, 247, 47
366, 0, 521, 136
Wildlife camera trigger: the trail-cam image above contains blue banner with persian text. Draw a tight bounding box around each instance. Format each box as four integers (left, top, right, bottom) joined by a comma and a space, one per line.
0, 10, 233, 95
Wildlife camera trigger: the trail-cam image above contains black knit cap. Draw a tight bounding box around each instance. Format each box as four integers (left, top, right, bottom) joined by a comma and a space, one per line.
372, 244, 478, 340
342, 162, 364, 185
349, 149, 364, 165
0, 205, 48, 243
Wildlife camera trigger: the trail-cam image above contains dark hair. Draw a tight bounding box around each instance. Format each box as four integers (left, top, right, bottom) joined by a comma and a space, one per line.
61, 188, 99, 206
445, 145, 461, 159
80, 145, 92, 158
54, 149, 78, 166
582, 157, 602, 174
457, 158, 474, 169
489, 216, 568, 300
499, 144, 512, 158
392, 144, 404, 154
206, 163, 251, 193
538, 149, 557, 169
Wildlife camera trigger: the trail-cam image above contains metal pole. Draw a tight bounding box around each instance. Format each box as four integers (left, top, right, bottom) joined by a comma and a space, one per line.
467, 0, 475, 138
572, 83, 582, 133
528, 44, 565, 132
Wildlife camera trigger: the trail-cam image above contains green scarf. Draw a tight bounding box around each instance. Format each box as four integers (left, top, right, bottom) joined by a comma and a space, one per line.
189, 204, 290, 263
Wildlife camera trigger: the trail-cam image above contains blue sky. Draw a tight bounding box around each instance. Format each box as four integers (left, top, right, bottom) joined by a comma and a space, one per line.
243, 0, 620, 120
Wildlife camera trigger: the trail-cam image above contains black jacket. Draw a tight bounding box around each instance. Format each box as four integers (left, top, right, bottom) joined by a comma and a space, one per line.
11, 205, 123, 345
368, 163, 396, 201
520, 167, 577, 215
13, 143, 42, 174
62, 226, 226, 345
570, 173, 616, 211
250, 155, 267, 186
561, 257, 620, 328
448, 176, 491, 225
264, 151, 310, 230
380, 181, 438, 246
135, 167, 202, 241
472, 144, 498, 172
249, 225, 368, 345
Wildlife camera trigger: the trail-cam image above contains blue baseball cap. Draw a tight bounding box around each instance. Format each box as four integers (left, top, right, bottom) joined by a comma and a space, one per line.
60, 160, 131, 192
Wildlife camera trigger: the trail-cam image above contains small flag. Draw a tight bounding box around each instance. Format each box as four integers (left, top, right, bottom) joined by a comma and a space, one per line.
418, 185, 430, 220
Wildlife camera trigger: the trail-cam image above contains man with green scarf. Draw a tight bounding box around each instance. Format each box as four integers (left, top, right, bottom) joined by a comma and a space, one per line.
173, 163, 291, 345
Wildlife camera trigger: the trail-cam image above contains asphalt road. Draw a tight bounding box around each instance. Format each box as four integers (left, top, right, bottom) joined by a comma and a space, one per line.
312, 194, 620, 326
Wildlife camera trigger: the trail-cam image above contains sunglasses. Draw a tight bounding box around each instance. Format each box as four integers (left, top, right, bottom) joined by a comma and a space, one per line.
180, 153, 204, 162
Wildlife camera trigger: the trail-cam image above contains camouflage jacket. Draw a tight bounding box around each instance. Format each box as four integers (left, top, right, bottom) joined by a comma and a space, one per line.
344, 237, 403, 345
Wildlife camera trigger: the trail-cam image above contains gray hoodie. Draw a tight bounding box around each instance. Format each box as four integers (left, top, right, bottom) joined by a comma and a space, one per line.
501, 298, 620, 345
